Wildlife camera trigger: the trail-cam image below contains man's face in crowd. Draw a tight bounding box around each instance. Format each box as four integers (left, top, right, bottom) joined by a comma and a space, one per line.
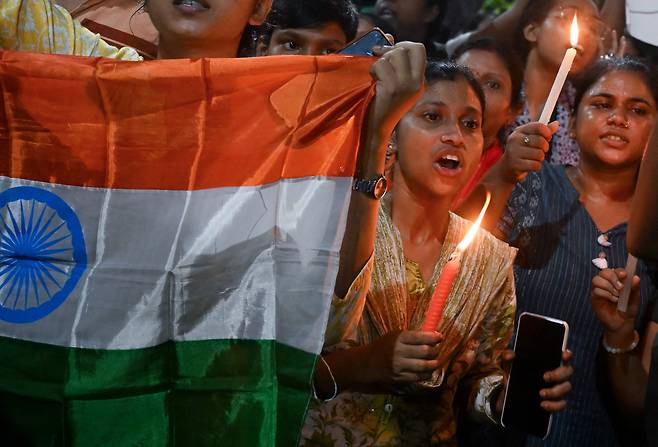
374, 0, 439, 42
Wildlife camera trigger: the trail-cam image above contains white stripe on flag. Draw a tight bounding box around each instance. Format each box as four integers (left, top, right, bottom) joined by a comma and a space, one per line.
0, 176, 351, 355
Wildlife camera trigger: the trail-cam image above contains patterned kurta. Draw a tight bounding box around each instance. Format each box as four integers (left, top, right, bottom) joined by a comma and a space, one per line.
300, 209, 518, 447
0, 0, 141, 60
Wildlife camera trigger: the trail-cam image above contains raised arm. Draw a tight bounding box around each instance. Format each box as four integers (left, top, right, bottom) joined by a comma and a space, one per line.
628, 128, 658, 260
445, 0, 530, 56
333, 42, 426, 298
456, 121, 557, 236
600, 0, 625, 37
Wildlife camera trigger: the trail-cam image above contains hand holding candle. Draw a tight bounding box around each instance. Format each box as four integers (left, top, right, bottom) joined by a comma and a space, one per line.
421, 192, 492, 331
538, 14, 579, 124
617, 254, 638, 312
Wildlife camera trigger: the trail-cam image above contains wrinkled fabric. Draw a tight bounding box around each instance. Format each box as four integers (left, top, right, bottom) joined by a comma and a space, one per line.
0, 51, 376, 446
301, 206, 518, 447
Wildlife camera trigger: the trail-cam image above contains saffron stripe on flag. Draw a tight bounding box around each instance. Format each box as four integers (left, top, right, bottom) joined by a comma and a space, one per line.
0, 52, 374, 190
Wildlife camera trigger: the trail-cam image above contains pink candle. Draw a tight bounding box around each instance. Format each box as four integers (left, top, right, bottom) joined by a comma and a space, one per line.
421, 192, 491, 331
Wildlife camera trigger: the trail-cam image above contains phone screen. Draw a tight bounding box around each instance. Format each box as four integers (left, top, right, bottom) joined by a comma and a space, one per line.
338, 29, 391, 56
502, 313, 568, 439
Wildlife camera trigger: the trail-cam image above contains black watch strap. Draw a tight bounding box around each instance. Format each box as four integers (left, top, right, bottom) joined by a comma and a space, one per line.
352, 175, 387, 199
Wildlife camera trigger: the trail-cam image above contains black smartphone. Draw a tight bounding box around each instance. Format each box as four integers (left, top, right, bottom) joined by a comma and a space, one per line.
501, 312, 569, 439
338, 28, 391, 56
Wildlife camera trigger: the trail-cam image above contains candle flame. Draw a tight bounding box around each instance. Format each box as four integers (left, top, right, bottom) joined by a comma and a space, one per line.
457, 191, 491, 252
570, 14, 579, 47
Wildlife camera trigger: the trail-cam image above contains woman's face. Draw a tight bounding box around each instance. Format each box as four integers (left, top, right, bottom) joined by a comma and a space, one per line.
575, 70, 657, 168
456, 49, 515, 147
395, 78, 484, 200
526, 0, 600, 74
147, 0, 271, 57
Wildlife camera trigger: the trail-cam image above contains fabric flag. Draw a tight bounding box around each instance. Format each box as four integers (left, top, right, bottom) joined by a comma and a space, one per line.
0, 50, 375, 446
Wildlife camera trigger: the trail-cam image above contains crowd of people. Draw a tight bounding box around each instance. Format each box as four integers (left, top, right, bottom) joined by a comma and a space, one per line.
2, 0, 658, 446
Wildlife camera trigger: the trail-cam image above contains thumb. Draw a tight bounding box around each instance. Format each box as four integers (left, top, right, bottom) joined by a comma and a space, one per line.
548, 121, 560, 134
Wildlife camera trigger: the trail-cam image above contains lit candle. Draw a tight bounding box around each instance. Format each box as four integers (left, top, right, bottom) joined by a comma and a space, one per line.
421, 192, 491, 331
538, 14, 579, 124
617, 254, 638, 312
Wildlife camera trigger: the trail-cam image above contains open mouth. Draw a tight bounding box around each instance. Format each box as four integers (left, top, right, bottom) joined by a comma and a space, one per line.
600, 132, 629, 147
436, 154, 461, 170
173, 0, 209, 13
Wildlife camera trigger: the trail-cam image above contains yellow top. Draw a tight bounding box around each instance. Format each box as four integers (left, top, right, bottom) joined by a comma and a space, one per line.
0, 0, 141, 60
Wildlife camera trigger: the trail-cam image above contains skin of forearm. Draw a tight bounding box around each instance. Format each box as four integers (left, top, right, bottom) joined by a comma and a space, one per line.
605, 352, 647, 417
476, 0, 530, 45
333, 104, 390, 298
313, 346, 387, 397
628, 128, 658, 259
600, 0, 625, 35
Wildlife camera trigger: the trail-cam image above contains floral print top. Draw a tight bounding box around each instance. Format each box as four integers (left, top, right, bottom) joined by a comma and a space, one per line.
506, 83, 579, 166
300, 211, 518, 447
1, 0, 141, 60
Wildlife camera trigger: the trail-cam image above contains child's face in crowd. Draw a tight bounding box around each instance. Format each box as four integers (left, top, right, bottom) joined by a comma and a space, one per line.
374, 0, 439, 42
456, 49, 515, 147
147, 0, 270, 55
261, 22, 348, 56
395, 79, 484, 199
575, 70, 657, 168
524, 0, 600, 74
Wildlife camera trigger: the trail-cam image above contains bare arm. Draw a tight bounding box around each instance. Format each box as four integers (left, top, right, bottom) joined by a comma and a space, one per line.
334, 42, 426, 298
456, 121, 557, 236
600, 0, 625, 37
604, 321, 657, 416
445, 0, 530, 56
592, 269, 656, 416
628, 128, 658, 260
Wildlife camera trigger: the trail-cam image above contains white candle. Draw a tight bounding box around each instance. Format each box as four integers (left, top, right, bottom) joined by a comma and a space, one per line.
617, 254, 638, 313
538, 15, 579, 124
538, 48, 576, 124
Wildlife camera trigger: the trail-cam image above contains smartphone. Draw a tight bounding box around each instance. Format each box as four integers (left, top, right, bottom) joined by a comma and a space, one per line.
501, 312, 569, 439
338, 28, 391, 56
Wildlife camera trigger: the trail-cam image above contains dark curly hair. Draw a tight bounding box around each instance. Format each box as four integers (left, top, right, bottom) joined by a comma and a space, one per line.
257, 0, 359, 46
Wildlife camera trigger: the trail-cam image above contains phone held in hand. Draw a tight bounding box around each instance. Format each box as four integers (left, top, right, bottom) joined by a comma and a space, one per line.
501, 312, 569, 439
338, 28, 391, 56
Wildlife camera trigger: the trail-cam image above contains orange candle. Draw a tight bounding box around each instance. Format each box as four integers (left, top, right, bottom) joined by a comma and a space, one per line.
421, 252, 462, 331
421, 192, 491, 331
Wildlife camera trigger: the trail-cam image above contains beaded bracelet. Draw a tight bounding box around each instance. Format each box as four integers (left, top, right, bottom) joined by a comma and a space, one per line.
602, 330, 640, 354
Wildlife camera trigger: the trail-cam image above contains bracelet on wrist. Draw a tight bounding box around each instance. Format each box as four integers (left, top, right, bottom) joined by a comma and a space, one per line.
602, 330, 640, 354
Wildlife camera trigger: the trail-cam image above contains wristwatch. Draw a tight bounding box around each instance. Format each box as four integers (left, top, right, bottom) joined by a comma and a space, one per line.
352, 175, 388, 200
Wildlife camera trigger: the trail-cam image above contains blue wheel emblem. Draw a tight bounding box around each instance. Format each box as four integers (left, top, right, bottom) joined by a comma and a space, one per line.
0, 187, 87, 323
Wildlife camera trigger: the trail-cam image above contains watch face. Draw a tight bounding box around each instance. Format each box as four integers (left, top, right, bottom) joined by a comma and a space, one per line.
373, 177, 388, 199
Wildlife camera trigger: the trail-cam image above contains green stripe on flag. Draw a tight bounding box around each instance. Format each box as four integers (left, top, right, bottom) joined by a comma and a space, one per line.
0, 336, 315, 446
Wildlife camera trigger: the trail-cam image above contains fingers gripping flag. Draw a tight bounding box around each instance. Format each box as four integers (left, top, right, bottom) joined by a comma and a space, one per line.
0, 51, 375, 446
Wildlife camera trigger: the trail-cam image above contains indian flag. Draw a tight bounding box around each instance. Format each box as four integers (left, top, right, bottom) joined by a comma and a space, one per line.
0, 51, 374, 446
